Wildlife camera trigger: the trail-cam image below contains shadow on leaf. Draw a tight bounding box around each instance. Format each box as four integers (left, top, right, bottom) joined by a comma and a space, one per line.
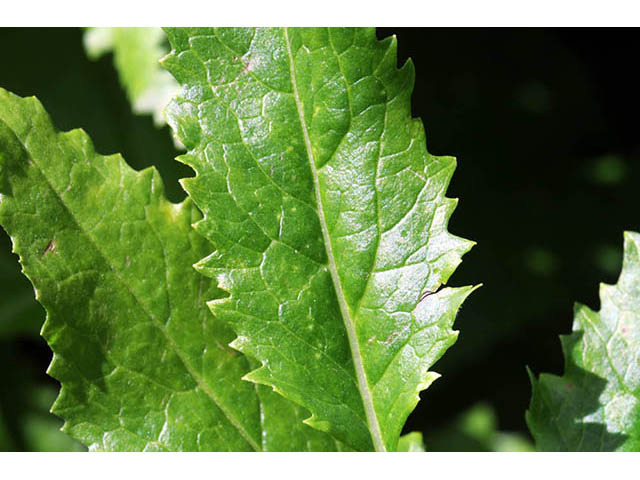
526, 331, 628, 451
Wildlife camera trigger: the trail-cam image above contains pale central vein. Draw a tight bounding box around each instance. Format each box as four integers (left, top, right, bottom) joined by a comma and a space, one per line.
283, 27, 386, 452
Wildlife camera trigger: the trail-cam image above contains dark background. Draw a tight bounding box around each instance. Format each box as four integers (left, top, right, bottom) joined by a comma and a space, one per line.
0, 27, 639, 451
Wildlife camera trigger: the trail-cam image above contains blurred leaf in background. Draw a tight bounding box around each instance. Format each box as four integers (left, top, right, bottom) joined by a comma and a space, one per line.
585, 154, 628, 187
424, 403, 534, 452
84, 27, 179, 129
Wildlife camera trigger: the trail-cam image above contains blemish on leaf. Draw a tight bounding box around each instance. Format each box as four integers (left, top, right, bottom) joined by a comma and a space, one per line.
42, 239, 56, 257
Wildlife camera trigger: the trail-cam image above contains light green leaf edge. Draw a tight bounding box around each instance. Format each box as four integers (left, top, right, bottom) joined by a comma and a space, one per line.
162, 27, 476, 451
527, 231, 640, 451
0, 87, 337, 451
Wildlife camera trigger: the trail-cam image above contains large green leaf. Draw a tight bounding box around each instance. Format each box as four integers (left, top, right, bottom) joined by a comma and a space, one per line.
0, 87, 337, 451
527, 231, 640, 451
163, 27, 475, 451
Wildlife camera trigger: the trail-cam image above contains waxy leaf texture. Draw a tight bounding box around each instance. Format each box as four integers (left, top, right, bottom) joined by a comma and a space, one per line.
163, 27, 475, 451
0, 88, 339, 451
527, 232, 640, 451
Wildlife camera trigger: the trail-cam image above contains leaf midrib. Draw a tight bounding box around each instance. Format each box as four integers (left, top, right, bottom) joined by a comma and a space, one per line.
283, 27, 386, 452
6, 117, 260, 451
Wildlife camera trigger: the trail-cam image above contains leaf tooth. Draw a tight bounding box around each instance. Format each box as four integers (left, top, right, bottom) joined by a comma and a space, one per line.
229, 335, 250, 354
189, 215, 209, 241
570, 302, 599, 333
175, 152, 202, 172
241, 363, 268, 384
46, 352, 64, 381
416, 370, 441, 392
207, 296, 231, 314
303, 414, 331, 434
374, 33, 399, 77
165, 98, 203, 150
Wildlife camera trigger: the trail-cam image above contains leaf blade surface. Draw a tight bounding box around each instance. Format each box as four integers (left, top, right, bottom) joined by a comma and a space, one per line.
163, 27, 475, 451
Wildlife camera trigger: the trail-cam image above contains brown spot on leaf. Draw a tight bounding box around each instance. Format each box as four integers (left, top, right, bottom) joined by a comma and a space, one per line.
42, 239, 56, 257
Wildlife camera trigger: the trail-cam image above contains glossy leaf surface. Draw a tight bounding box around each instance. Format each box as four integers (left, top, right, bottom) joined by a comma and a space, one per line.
163, 27, 475, 451
527, 232, 640, 451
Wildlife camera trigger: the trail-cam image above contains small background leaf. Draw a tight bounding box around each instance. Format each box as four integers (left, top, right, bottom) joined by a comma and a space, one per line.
527, 231, 640, 451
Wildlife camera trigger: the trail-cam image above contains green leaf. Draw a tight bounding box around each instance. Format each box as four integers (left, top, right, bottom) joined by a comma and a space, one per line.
527, 231, 640, 451
84, 28, 179, 128
163, 27, 475, 451
0, 87, 337, 451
